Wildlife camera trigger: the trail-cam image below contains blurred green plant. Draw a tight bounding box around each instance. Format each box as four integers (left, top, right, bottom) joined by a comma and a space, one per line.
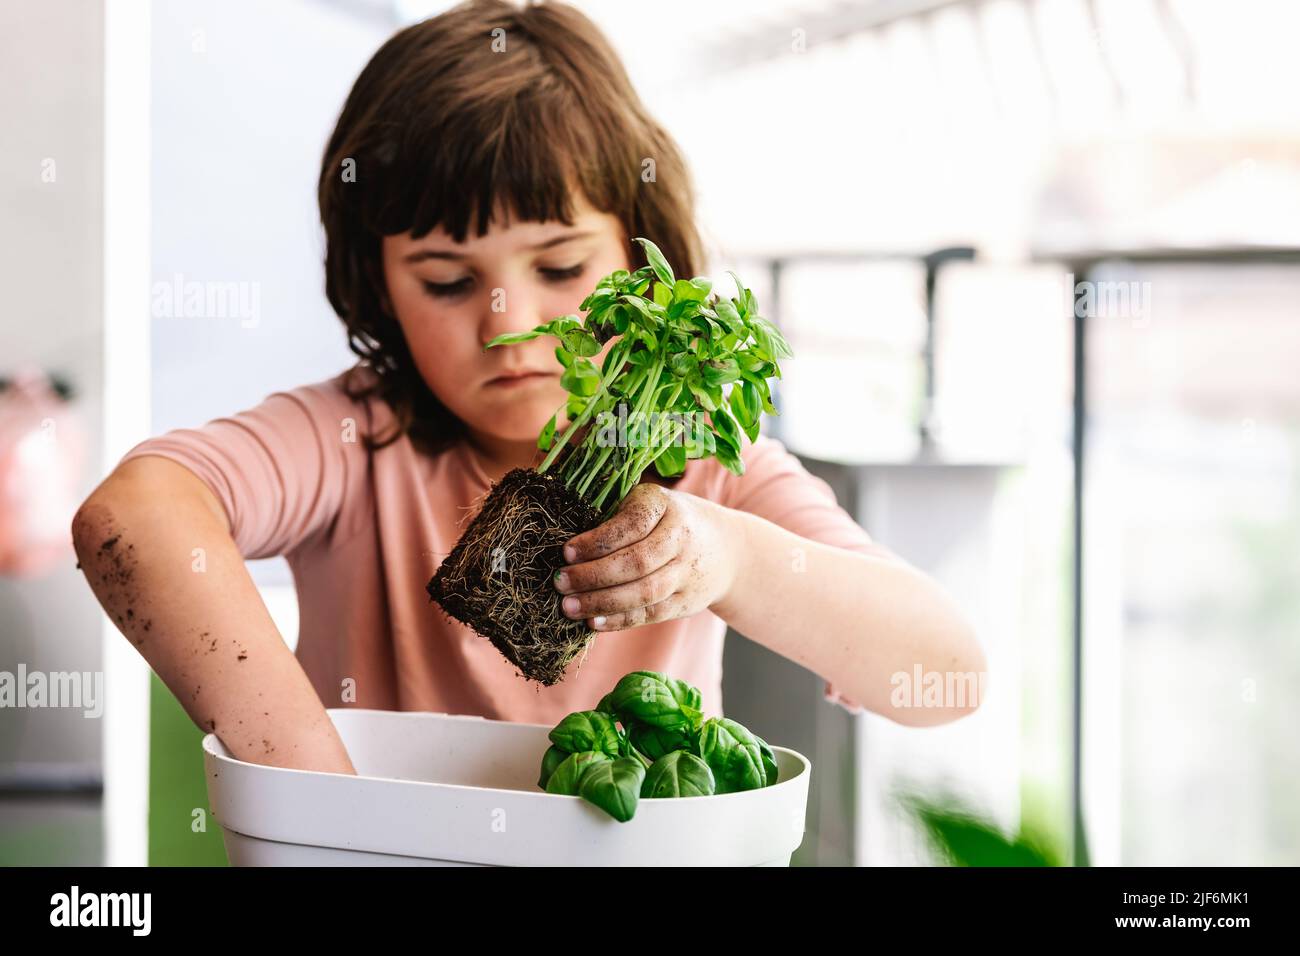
895, 787, 1068, 867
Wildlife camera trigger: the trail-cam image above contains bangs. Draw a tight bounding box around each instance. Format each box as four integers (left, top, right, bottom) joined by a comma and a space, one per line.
358, 48, 635, 244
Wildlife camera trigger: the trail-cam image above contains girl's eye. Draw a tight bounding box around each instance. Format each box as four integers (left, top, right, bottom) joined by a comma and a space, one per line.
421, 278, 472, 299
540, 263, 584, 282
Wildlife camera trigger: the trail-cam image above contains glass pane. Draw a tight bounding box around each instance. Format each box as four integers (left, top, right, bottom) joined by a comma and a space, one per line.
1085, 262, 1300, 865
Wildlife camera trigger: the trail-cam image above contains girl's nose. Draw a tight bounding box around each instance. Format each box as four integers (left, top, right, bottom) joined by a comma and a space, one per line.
478, 282, 544, 348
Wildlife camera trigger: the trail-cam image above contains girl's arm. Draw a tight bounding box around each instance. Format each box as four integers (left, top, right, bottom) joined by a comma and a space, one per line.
706, 504, 986, 727
554, 483, 987, 728
71, 455, 357, 774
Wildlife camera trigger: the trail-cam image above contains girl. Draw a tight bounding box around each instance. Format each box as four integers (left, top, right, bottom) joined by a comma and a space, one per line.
71, 0, 985, 776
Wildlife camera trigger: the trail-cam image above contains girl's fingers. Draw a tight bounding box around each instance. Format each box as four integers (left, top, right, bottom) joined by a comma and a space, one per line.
588, 593, 689, 631
563, 484, 670, 562
559, 558, 684, 621
555, 517, 679, 592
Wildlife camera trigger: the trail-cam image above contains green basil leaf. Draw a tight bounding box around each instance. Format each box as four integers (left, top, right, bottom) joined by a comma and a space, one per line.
545, 750, 611, 795
484, 328, 545, 349
726, 271, 749, 314
554, 346, 574, 368
749, 315, 793, 360
713, 437, 745, 475
578, 756, 646, 822
612, 306, 631, 335
697, 717, 766, 794
732, 380, 761, 441
700, 357, 741, 387
541, 314, 576, 335
537, 412, 558, 451
683, 418, 715, 459
714, 297, 744, 334
669, 677, 703, 712
689, 313, 721, 339
653, 442, 686, 478
620, 294, 657, 327
561, 327, 601, 357
729, 377, 756, 429
741, 370, 777, 413
588, 308, 617, 345
742, 379, 762, 423
548, 710, 622, 757
580, 289, 615, 312
641, 750, 716, 799
635, 237, 675, 287
672, 277, 711, 303
754, 733, 779, 786
668, 352, 696, 378
561, 358, 601, 396
712, 405, 743, 450
538, 744, 569, 789
609, 671, 701, 731
652, 280, 673, 308
636, 326, 660, 350
629, 722, 694, 762
686, 377, 716, 412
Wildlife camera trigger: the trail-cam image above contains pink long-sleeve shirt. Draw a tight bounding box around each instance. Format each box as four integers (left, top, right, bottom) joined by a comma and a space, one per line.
118, 365, 880, 724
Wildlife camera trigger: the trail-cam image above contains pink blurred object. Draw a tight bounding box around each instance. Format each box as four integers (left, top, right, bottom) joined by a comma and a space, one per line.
0, 367, 88, 577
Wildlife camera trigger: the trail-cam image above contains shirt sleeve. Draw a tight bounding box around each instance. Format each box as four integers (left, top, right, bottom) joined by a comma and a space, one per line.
116, 380, 356, 561
715, 433, 885, 716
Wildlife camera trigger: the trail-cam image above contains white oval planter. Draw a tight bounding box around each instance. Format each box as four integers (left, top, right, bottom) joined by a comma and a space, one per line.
202, 708, 810, 866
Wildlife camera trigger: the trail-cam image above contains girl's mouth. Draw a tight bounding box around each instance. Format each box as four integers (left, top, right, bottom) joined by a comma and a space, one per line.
486, 371, 557, 388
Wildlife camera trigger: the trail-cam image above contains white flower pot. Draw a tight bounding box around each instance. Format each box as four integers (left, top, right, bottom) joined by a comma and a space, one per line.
202, 708, 810, 866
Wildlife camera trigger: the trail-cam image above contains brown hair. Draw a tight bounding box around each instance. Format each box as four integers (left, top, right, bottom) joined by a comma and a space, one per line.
318, 0, 704, 454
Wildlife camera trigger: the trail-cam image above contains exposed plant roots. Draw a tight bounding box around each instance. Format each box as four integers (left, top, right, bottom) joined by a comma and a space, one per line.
426, 468, 603, 686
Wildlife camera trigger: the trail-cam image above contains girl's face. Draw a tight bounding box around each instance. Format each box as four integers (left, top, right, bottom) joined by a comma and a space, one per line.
381, 193, 629, 449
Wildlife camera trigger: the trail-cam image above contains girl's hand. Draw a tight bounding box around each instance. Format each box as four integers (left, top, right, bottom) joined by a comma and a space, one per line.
553, 483, 743, 631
